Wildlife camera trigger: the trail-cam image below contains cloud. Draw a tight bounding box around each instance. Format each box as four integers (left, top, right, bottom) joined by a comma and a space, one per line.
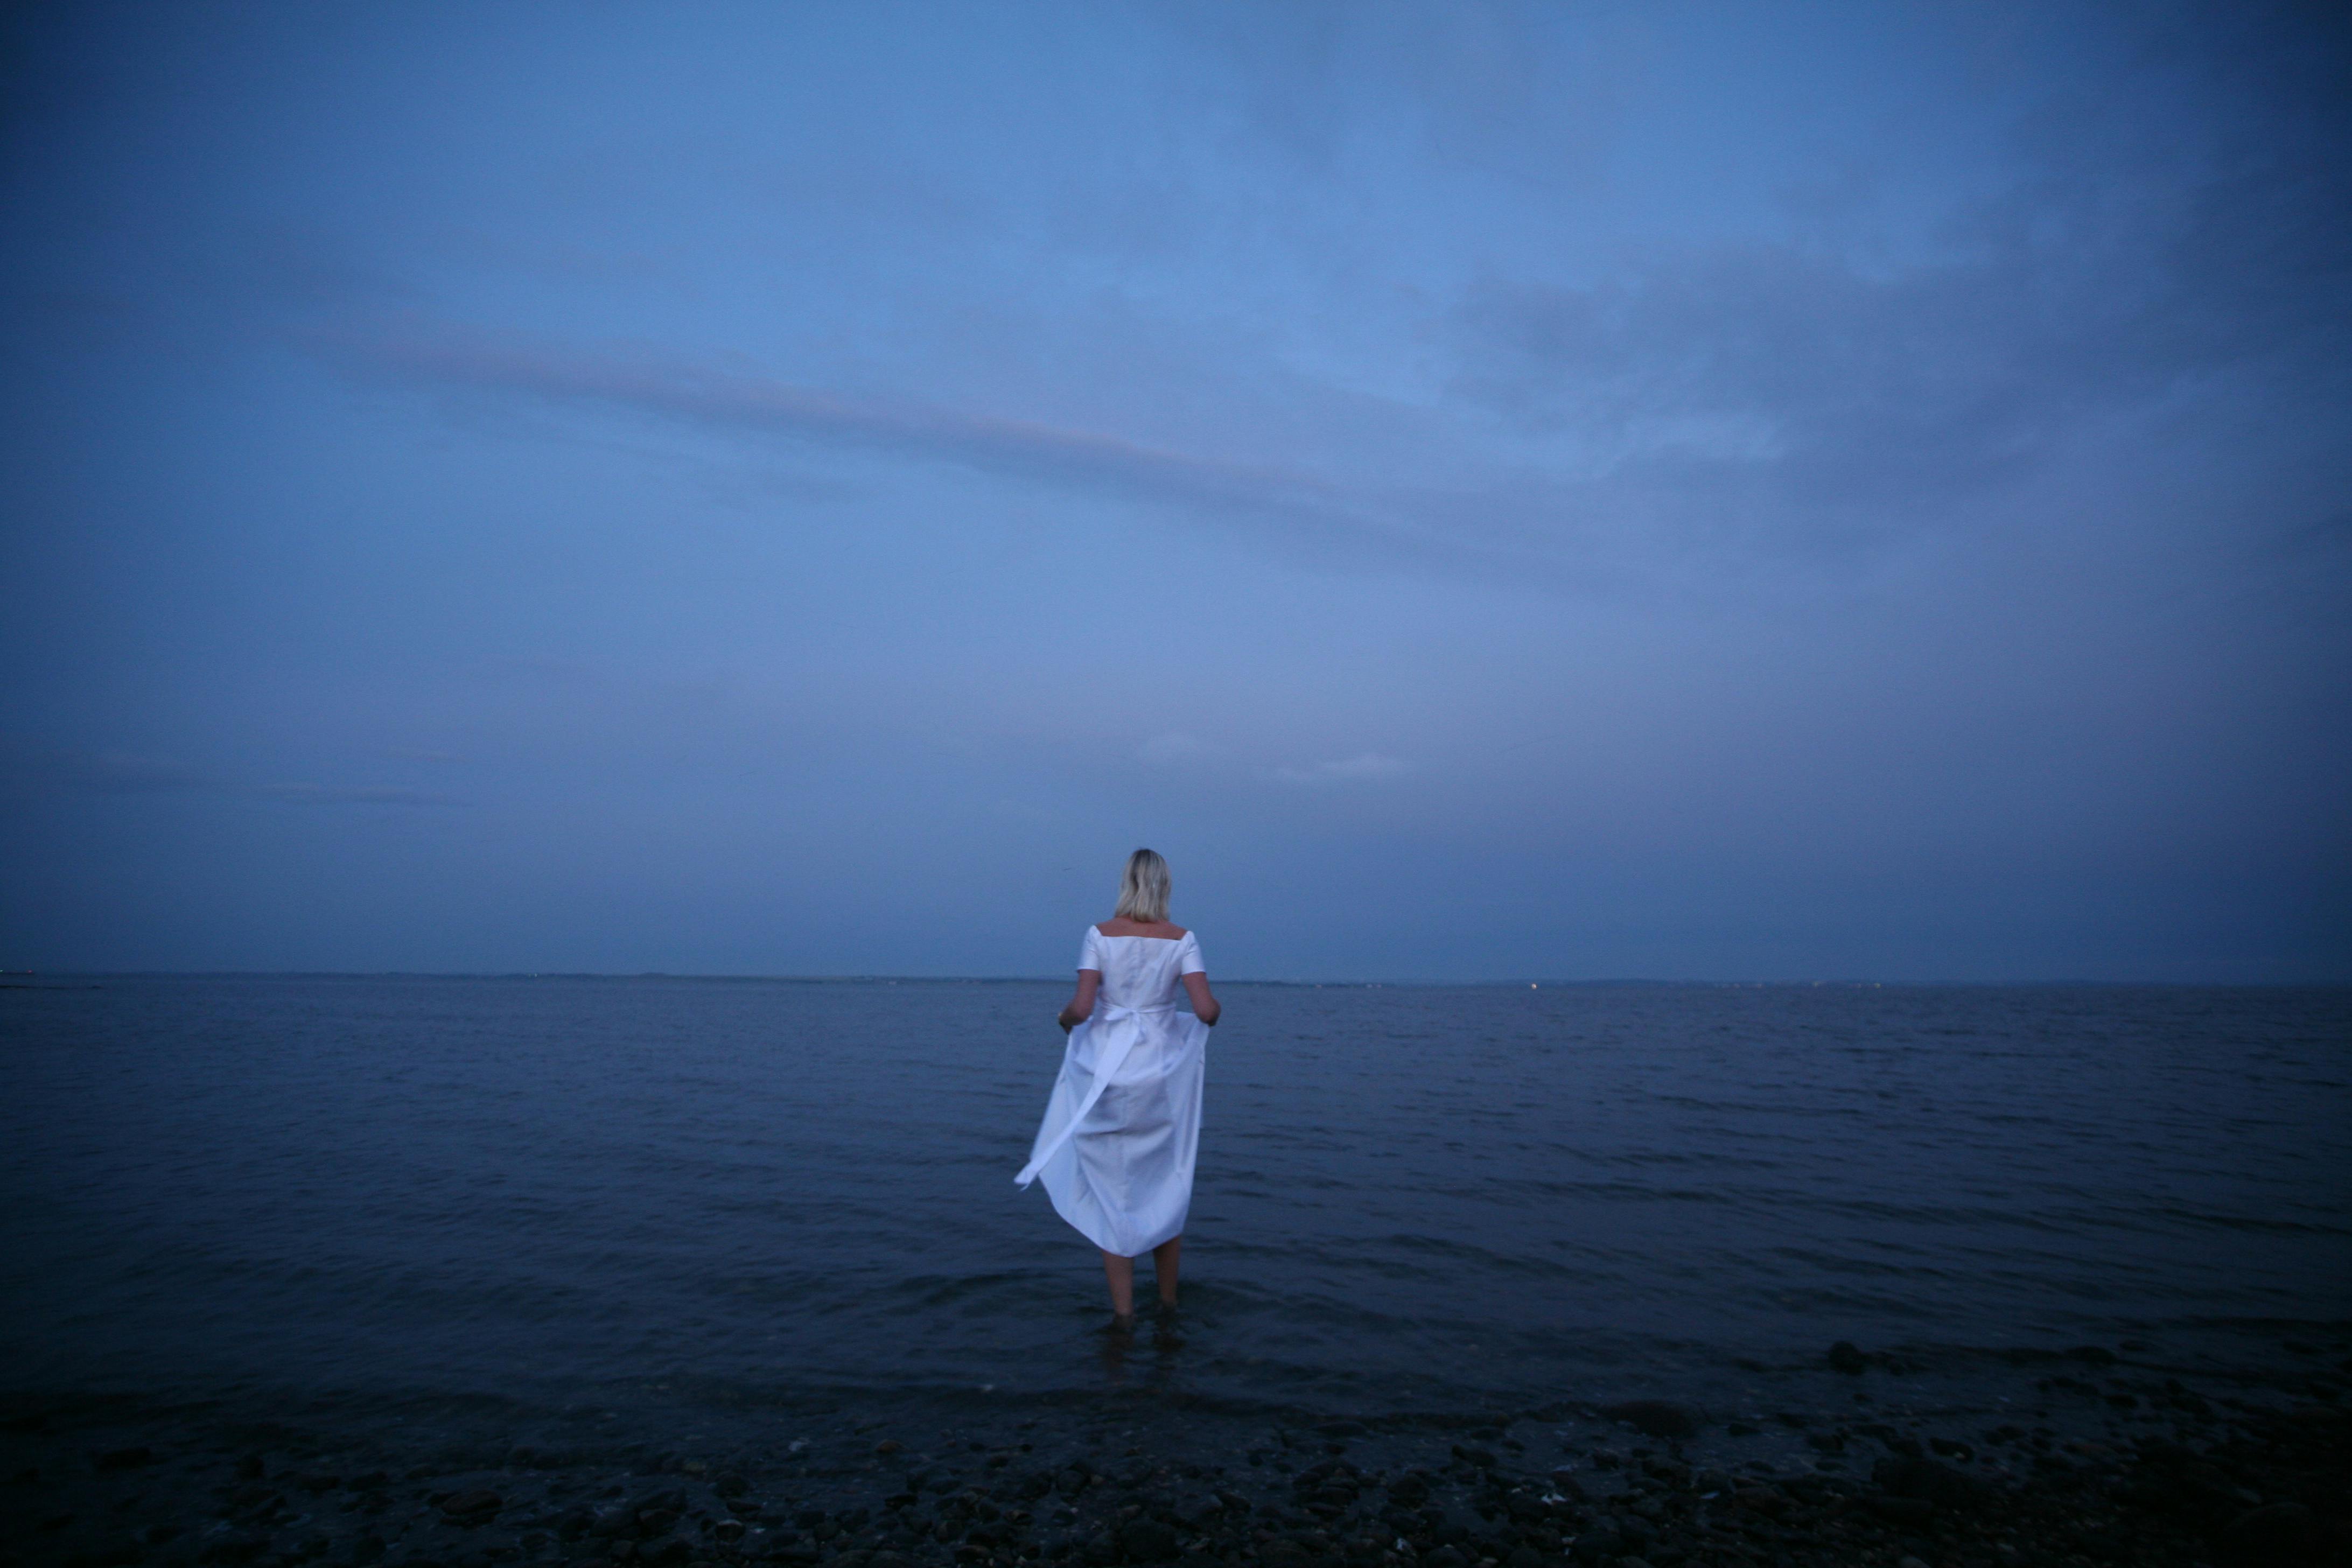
1139, 732, 1211, 765
253, 782, 465, 806
316, 318, 1462, 558
30, 749, 463, 807
1448, 79, 2352, 544
1273, 752, 1409, 784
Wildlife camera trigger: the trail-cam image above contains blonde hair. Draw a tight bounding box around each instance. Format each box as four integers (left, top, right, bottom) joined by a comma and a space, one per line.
1114, 848, 1171, 923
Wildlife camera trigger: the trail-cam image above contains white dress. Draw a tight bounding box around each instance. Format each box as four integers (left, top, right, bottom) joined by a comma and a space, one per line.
1016, 927, 1210, 1257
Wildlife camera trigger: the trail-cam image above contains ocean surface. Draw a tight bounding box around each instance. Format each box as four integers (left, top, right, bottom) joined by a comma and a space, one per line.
3, 977, 2347, 1432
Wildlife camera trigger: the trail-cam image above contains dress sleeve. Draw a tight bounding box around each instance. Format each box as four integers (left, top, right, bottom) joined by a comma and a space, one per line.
1178, 932, 1206, 976
1079, 926, 1104, 973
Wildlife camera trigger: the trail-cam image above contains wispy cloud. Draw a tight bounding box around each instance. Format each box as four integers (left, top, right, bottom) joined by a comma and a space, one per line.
37, 750, 463, 807
1273, 753, 1410, 785
252, 782, 465, 806
1138, 732, 1212, 765
316, 317, 1451, 554
1448, 97, 2352, 537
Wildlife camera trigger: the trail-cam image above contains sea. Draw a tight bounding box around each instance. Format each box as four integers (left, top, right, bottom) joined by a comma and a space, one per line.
3, 976, 2347, 1451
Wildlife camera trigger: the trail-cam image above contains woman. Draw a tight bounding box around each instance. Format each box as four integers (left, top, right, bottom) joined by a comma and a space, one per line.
1016, 848, 1221, 1332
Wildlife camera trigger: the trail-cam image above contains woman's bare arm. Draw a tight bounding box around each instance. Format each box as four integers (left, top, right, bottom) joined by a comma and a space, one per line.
1059, 969, 1101, 1032
1182, 970, 1220, 1026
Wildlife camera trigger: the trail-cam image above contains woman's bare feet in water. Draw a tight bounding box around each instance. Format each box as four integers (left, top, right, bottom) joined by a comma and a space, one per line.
1105, 1312, 1136, 1336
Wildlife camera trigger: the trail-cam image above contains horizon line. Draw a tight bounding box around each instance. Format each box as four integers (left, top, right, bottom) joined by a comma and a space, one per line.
3, 970, 2341, 989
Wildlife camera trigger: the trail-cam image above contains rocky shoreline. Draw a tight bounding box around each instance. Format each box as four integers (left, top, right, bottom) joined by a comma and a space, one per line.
6, 1337, 2346, 1568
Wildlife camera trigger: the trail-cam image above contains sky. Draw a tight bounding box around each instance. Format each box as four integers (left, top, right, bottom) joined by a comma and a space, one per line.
1, 2, 2347, 982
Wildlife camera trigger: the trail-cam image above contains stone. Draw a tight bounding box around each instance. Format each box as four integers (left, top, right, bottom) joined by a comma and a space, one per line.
1504, 1549, 1542, 1568
441, 1490, 503, 1523
1122, 1519, 1179, 1562
1569, 1528, 1622, 1564
1826, 1342, 1871, 1375
1865, 1496, 1933, 1527
93, 1445, 157, 1470
1871, 1457, 1979, 1510
2222, 1501, 2315, 1558
1598, 1403, 1698, 1440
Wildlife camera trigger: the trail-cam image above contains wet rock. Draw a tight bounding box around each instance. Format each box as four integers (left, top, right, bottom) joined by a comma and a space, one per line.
1504, 1548, 1543, 1568
2222, 1501, 2316, 1560
1450, 1446, 1496, 1469
1826, 1342, 1871, 1375
1871, 1457, 1979, 1510
1419, 1546, 1467, 1568
714, 1471, 748, 1497
1569, 1525, 1623, 1564
1120, 1518, 1178, 1560
1598, 1402, 1698, 1440
1865, 1495, 1933, 1527
92, 1445, 157, 1470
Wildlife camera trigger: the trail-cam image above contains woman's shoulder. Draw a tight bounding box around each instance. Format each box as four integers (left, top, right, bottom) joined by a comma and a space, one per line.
1094, 920, 1189, 939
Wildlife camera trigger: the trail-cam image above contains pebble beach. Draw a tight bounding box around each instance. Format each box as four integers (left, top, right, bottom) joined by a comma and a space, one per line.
8, 1327, 2347, 1568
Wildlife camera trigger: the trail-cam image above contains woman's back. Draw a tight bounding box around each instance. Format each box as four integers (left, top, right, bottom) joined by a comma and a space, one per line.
1081, 923, 1203, 1010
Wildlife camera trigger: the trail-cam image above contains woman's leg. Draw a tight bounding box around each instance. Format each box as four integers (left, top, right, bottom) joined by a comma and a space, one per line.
1151, 1235, 1181, 1307
1100, 1251, 1136, 1323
